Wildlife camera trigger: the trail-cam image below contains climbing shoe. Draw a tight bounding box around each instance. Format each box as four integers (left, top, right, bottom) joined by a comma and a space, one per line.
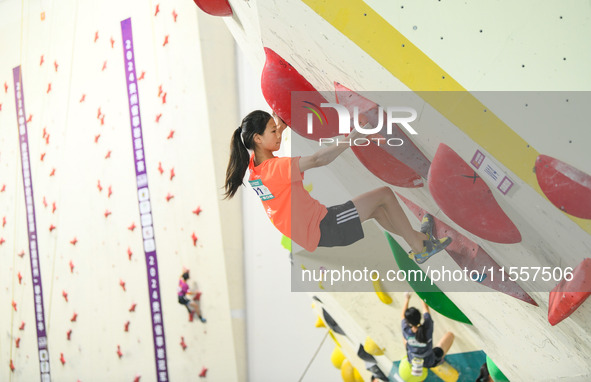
420, 213, 435, 240
409, 237, 452, 264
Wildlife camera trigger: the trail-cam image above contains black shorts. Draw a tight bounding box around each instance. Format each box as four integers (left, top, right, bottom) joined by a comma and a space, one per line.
317, 201, 364, 248
425, 347, 444, 368
178, 295, 190, 305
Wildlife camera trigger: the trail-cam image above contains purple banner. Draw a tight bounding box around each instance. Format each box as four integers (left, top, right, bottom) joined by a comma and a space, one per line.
13, 66, 51, 382
121, 18, 169, 382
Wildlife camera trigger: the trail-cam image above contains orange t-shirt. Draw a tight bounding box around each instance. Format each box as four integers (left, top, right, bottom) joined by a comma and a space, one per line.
248, 154, 328, 252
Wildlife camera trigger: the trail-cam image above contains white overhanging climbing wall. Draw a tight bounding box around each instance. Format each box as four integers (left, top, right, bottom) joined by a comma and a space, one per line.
0, 0, 245, 381
215, 0, 591, 381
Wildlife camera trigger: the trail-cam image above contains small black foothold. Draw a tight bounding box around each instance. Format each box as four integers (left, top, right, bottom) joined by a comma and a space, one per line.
563, 57, 566, 61
480, 29, 483, 33
402, 44, 405, 47
566, 99, 569, 102
401, 6, 404, 8
364, 13, 367, 16
522, 64, 525, 68
525, 104, 528, 107
484, 109, 487, 112
526, 144, 530, 148
440, 37, 443, 40
560, 16, 563, 19
413, 25, 417, 30
569, 140, 572, 143
442, 76, 445, 79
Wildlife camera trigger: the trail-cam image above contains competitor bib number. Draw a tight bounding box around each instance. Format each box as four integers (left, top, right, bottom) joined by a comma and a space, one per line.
249, 179, 275, 201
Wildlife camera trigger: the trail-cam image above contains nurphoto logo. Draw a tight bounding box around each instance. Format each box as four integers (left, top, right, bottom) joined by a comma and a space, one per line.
304, 102, 418, 147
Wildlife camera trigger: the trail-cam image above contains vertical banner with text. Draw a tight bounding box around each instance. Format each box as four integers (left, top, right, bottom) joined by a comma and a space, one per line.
121, 18, 169, 382
13, 66, 51, 382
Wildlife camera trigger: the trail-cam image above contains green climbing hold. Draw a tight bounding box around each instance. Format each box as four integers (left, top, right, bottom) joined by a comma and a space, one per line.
385, 232, 472, 325
281, 235, 292, 252
486, 355, 510, 381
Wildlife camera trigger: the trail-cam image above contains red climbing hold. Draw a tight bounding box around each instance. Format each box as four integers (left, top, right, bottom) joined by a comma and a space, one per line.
62, 290, 68, 302
535, 155, 591, 219
71, 312, 78, 322
154, 4, 160, 16
94, 134, 100, 143
129, 303, 137, 312
191, 232, 198, 246
428, 144, 521, 244
117, 345, 123, 358
11, 301, 16, 311
155, 113, 162, 123
162, 35, 169, 47
100, 115, 105, 125
40, 55, 44, 66
40, 153, 46, 161
162, 92, 167, 104
180, 336, 187, 350
10, 359, 15, 372
134, 375, 141, 382
19, 322, 25, 330
199, 367, 208, 378
166, 193, 174, 202
127, 248, 133, 261
105, 150, 111, 159
108, 185, 112, 198
43, 196, 48, 207
67, 329, 72, 340
97, 107, 102, 119
2, 216, 5, 227
52, 202, 56, 213
104, 209, 112, 218
15, 337, 20, 348
54, 60, 58, 72
158, 162, 164, 174
69, 260, 74, 273
0, 237, 4, 246
124, 321, 130, 332
46, 83, 51, 93
94, 31, 99, 42
97, 180, 103, 192
0, 185, 4, 192
128, 222, 136, 231
172, 10, 178, 22
548, 258, 591, 326
193, 0, 232, 16
119, 280, 126, 291
79, 94, 86, 103
193, 206, 202, 215
27, 114, 33, 123
60, 353, 66, 365
18, 272, 22, 284
70, 237, 78, 246
110, 37, 115, 48
102, 61, 107, 71
167, 130, 175, 139
193, 291, 202, 301
261, 47, 339, 140
49, 224, 56, 232
138, 71, 145, 80
49, 168, 56, 176
158, 85, 163, 98
18, 250, 24, 258
170, 168, 175, 181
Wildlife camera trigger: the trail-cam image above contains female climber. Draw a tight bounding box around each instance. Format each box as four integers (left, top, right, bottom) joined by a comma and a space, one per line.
178, 268, 206, 323
401, 292, 454, 369
224, 110, 451, 263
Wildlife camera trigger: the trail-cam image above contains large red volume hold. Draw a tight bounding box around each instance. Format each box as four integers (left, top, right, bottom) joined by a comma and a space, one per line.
548, 258, 591, 326
535, 155, 591, 219
261, 47, 339, 140
428, 143, 521, 244
193, 0, 232, 16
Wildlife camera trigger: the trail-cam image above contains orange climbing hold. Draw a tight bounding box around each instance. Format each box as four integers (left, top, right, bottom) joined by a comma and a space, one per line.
535, 155, 591, 219
193, 0, 232, 16
548, 258, 591, 326
261, 47, 339, 140
428, 144, 521, 244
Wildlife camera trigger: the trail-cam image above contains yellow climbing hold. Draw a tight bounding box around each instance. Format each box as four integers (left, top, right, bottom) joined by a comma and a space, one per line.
398, 356, 428, 381
353, 367, 364, 382
372, 279, 393, 304
330, 346, 345, 369
341, 359, 355, 382
315, 316, 326, 328
431, 361, 459, 382
304, 183, 314, 192
363, 336, 384, 356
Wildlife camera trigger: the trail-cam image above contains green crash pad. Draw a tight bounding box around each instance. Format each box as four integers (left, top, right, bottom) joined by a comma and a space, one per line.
385, 232, 472, 325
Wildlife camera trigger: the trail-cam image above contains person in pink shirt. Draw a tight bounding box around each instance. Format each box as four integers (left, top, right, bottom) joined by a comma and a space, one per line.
178, 269, 206, 323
